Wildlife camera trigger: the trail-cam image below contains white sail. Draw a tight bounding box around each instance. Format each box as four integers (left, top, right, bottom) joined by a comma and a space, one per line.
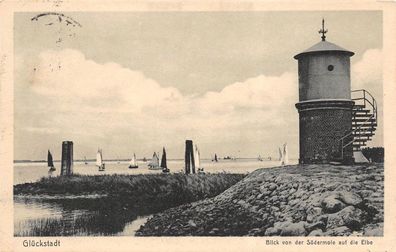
279, 147, 284, 166
194, 145, 201, 168
96, 149, 103, 167
283, 143, 289, 165
149, 152, 159, 167
278, 147, 283, 162
130, 153, 137, 166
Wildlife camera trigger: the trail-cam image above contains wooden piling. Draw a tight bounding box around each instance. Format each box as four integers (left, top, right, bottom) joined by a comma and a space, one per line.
61, 141, 73, 176
185, 140, 196, 174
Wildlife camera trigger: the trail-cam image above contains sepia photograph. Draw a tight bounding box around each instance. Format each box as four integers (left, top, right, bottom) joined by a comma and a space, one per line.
11, 10, 384, 238
1, 1, 395, 251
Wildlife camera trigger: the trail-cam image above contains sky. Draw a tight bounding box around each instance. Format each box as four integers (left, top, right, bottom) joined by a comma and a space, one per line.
14, 11, 383, 160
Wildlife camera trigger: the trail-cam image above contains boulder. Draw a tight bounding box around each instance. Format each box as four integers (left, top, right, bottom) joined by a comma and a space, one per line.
274, 221, 288, 229
271, 196, 279, 203
237, 200, 250, 209
271, 206, 280, 213
279, 221, 307, 236
264, 227, 281, 236
322, 194, 346, 213
268, 183, 277, 191
335, 184, 352, 191
188, 220, 197, 227
341, 207, 363, 230
363, 223, 383, 236
326, 212, 346, 229
261, 190, 271, 196
313, 187, 325, 193
326, 206, 363, 230
338, 191, 363, 206
324, 226, 352, 236
306, 207, 323, 223
308, 193, 324, 207
325, 182, 341, 191
308, 229, 324, 236
292, 183, 299, 189
305, 221, 326, 233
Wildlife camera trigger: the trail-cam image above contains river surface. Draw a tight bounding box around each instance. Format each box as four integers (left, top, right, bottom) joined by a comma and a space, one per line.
14, 159, 296, 236
14, 159, 290, 185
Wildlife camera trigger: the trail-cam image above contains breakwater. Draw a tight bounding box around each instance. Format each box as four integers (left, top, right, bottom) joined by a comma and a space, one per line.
136, 163, 384, 236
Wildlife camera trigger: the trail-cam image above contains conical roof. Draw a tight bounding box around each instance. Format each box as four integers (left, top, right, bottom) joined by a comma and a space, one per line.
294, 40, 354, 59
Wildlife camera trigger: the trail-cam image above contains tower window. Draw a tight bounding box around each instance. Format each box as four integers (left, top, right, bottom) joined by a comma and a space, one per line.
328, 65, 334, 71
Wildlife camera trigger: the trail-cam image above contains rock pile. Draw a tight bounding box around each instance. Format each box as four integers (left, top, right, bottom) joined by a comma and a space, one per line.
136, 163, 383, 236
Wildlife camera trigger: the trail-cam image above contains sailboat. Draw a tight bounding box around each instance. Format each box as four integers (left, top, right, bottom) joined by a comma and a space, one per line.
160, 147, 169, 173
195, 145, 205, 174
194, 145, 201, 169
278, 147, 283, 161
282, 143, 289, 165
96, 149, 105, 171
279, 143, 288, 166
148, 152, 161, 170
84, 156, 88, 165
128, 153, 138, 169
212, 153, 218, 162
47, 150, 56, 172
258, 155, 263, 161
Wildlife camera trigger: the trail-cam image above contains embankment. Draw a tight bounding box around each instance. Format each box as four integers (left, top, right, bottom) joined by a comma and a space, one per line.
14, 173, 245, 206
136, 163, 384, 236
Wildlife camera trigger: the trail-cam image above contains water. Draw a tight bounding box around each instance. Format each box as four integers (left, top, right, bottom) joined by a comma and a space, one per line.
116, 215, 152, 236
14, 159, 296, 236
14, 159, 289, 185
14, 196, 165, 236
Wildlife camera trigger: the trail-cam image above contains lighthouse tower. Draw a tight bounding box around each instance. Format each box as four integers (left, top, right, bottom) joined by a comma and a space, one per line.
294, 20, 355, 164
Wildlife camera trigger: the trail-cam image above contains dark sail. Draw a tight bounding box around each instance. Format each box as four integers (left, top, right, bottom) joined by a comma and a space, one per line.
47, 150, 54, 167
160, 147, 167, 168
214, 154, 218, 162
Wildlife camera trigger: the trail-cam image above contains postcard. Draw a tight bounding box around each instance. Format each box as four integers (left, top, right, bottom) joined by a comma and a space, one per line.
0, 0, 395, 251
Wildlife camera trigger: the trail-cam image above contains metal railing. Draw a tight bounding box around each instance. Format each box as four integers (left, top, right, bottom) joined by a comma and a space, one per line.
337, 89, 377, 160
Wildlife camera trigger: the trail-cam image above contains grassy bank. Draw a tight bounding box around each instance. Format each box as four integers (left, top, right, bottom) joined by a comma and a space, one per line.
14, 173, 245, 205
14, 173, 246, 236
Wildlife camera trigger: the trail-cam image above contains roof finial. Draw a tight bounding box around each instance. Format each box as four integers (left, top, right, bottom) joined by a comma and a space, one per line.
318, 18, 328, 41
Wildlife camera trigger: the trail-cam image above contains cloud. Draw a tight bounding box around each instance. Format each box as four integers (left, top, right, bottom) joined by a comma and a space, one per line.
351, 48, 383, 147
16, 48, 382, 160
31, 49, 185, 113
16, 49, 299, 159
352, 48, 382, 99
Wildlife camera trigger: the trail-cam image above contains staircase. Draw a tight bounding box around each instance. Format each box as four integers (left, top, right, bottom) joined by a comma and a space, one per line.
337, 89, 377, 161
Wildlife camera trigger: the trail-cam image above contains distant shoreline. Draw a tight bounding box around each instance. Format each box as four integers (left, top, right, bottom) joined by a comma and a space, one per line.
13, 158, 288, 163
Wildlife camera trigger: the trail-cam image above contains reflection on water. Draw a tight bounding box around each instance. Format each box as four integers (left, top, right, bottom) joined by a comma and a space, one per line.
14, 197, 166, 236
116, 215, 152, 236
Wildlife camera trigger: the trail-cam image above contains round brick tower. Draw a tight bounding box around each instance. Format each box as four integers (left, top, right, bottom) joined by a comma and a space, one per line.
294, 20, 355, 164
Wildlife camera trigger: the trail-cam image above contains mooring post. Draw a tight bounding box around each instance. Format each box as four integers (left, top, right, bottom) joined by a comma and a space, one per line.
185, 140, 191, 174
61, 141, 73, 176
185, 140, 196, 174
190, 143, 196, 174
